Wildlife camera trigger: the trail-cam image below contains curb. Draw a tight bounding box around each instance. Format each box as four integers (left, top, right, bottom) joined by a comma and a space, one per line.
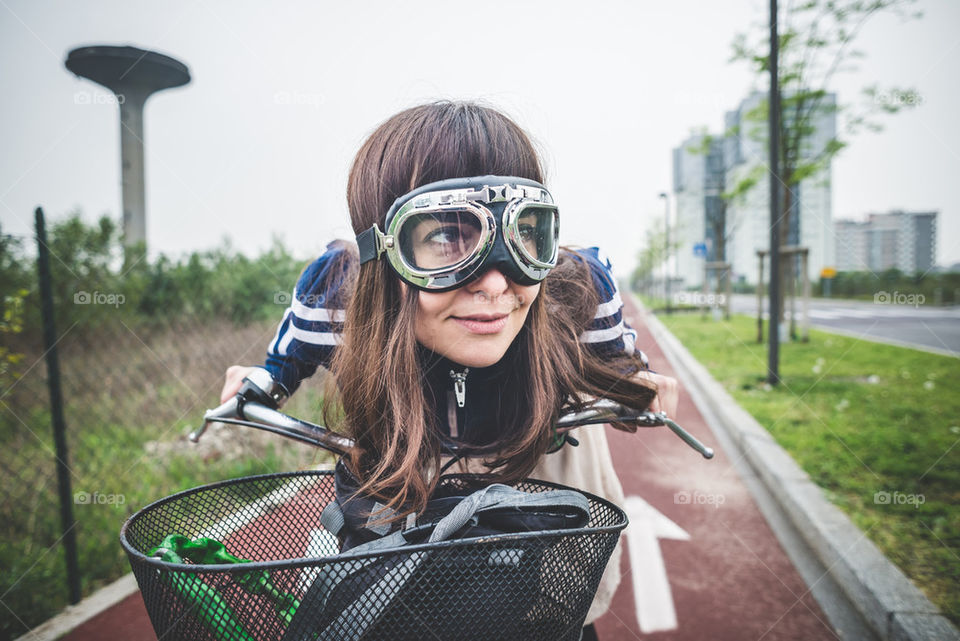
640, 304, 959, 641
13, 573, 139, 641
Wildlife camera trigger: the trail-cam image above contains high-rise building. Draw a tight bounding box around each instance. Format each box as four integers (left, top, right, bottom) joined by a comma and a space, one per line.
834, 219, 871, 271
672, 134, 724, 290
834, 211, 937, 273
671, 91, 836, 287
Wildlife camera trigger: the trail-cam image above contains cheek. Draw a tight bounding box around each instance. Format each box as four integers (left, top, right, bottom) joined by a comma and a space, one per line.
416, 290, 455, 316
517, 284, 541, 311
415, 290, 456, 340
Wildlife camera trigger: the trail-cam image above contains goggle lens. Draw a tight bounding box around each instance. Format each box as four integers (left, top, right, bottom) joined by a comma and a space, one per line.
398, 210, 485, 271
515, 205, 558, 264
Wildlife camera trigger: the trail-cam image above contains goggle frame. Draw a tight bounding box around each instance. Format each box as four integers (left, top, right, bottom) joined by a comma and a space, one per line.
359, 179, 559, 291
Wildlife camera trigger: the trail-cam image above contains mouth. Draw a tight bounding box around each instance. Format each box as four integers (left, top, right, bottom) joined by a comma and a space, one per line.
454, 313, 509, 322
451, 313, 510, 334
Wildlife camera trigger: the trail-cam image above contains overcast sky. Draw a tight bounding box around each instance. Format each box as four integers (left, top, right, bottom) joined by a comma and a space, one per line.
2, 0, 958, 275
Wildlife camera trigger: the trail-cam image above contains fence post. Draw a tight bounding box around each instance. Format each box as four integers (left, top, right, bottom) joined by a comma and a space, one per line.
35, 206, 82, 604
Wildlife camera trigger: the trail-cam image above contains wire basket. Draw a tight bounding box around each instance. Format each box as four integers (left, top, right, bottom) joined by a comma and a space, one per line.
121, 471, 627, 641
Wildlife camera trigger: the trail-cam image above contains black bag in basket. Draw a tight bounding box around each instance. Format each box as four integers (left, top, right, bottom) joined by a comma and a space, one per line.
283, 475, 591, 641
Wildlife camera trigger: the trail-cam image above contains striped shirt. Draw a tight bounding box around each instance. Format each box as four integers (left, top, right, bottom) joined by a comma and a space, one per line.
264, 244, 647, 394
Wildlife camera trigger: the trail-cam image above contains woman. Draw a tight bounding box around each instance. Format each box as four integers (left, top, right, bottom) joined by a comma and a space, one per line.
222, 101, 678, 637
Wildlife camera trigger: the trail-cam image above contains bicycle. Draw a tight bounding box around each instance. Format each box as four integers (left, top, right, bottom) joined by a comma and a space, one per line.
121, 368, 713, 641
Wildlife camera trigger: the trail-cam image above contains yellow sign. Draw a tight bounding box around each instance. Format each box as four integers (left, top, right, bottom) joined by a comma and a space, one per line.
821, 267, 837, 278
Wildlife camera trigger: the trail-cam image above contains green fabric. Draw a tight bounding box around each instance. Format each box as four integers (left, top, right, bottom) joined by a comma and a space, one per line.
149, 534, 301, 638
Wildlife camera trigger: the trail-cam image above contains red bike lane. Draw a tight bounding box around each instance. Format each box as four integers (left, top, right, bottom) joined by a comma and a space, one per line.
59, 306, 837, 641
593, 302, 836, 641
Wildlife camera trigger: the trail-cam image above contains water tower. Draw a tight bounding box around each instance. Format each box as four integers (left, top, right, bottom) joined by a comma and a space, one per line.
65, 45, 190, 252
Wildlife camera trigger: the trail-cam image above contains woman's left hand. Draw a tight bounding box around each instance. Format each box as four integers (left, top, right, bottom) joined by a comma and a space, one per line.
635, 371, 680, 418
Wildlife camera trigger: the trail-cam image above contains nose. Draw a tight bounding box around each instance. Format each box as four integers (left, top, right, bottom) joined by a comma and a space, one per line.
466, 267, 510, 297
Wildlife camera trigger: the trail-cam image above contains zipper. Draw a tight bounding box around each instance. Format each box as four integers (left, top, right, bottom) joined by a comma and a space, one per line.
449, 367, 470, 408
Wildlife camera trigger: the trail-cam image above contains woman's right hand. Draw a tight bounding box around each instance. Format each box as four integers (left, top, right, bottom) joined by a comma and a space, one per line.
220, 366, 256, 403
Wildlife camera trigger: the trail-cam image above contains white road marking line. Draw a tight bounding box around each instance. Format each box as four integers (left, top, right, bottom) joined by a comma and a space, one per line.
624, 495, 690, 633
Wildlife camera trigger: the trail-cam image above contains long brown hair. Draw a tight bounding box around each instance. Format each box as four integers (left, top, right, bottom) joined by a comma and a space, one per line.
324, 101, 655, 518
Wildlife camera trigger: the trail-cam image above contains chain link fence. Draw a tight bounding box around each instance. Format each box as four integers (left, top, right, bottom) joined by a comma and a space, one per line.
0, 216, 331, 640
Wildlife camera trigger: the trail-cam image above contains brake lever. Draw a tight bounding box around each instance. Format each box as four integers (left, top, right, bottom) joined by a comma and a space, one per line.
188, 396, 237, 443
555, 399, 714, 459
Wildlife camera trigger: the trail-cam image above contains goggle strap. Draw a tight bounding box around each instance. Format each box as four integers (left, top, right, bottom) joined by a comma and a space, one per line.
357, 225, 387, 264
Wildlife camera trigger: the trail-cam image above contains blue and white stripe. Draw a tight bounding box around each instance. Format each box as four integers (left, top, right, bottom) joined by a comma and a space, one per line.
576, 247, 647, 368
264, 246, 347, 393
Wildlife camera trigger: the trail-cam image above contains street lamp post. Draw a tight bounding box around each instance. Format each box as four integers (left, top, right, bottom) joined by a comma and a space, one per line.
660, 192, 671, 314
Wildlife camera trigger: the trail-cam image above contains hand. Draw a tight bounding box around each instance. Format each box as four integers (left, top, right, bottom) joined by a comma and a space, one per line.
635, 371, 679, 418
220, 366, 255, 403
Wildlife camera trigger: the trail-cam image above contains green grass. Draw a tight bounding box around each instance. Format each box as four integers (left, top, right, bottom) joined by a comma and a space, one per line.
0, 405, 333, 641
0, 319, 334, 641
658, 312, 960, 624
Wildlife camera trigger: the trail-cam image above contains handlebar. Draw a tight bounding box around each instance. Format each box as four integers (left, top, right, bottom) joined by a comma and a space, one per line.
190, 371, 715, 459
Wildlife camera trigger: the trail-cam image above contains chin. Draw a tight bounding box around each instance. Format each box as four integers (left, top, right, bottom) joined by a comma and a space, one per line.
448, 344, 511, 369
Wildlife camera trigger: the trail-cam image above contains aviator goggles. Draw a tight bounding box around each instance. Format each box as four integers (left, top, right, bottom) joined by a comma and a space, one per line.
355, 175, 559, 291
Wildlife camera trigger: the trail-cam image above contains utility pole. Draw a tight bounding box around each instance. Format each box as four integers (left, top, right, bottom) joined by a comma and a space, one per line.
767, 0, 782, 385
660, 192, 672, 314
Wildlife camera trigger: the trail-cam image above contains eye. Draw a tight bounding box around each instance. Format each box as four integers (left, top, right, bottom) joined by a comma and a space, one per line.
518, 223, 536, 242
425, 225, 465, 247
406, 213, 484, 269
517, 217, 539, 252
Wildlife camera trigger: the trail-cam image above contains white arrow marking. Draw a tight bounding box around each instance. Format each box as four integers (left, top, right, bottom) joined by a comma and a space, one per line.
624, 495, 690, 633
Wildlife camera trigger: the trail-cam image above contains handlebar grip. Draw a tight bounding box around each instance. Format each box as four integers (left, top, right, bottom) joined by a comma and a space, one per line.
663, 418, 714, 459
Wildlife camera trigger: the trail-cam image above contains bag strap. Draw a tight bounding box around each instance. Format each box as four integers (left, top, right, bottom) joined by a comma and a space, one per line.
428, 484, 588, 541
319, 500, 345, 537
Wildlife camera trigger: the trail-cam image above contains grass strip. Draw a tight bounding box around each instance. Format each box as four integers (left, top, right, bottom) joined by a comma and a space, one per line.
657, 312, 959, 625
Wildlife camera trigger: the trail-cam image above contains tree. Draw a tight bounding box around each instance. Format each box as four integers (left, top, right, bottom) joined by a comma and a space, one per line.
631, 218, 681, 302
731, 0, 923, 337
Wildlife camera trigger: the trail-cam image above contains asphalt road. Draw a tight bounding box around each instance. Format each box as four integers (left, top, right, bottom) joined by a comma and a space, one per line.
728, 294, 960, 356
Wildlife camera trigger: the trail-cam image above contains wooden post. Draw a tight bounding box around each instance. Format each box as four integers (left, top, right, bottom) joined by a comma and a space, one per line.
702, 263, 709, 319
789, 254, 798, 340
725, 263, 733, 320
757, 251, 765, 343
801, 249, 810, 342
